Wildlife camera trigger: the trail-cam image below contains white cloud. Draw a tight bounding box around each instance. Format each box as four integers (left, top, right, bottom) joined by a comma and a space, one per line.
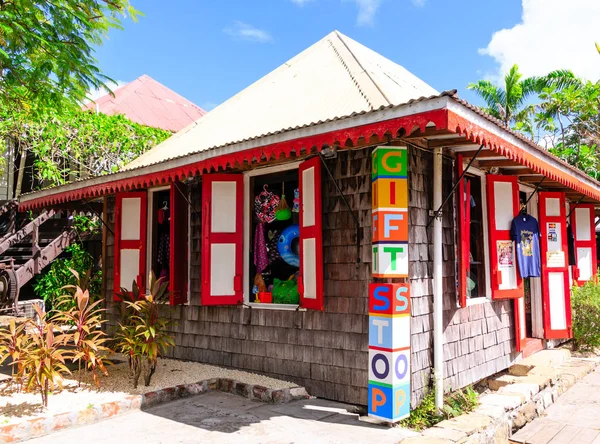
353, 0, 383, 26
224, 21, 272, 43
480, 0, 600, 82
290, 0, 314, 5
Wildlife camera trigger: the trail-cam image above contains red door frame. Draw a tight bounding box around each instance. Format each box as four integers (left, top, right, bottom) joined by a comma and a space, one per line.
486, 175, 523, 299
539, 191, 572, 339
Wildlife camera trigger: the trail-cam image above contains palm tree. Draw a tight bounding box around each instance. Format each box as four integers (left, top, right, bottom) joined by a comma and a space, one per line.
467, 65, 539, 126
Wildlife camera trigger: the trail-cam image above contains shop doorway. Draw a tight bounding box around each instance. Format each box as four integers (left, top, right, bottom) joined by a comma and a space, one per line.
518, 187, 545, 354
146, 186, 171, 286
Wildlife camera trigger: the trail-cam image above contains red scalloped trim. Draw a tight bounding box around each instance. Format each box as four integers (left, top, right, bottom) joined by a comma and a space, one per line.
19, 109, 448, 211
447, 110, 600, 202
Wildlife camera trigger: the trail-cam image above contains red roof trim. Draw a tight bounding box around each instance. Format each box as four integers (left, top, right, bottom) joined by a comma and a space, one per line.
18, 109, 448, 211
447, 110, 600, 202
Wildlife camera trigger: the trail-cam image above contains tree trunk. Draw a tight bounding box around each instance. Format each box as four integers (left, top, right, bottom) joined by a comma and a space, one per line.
144, 360, 156, 387
14, 143, 26, 199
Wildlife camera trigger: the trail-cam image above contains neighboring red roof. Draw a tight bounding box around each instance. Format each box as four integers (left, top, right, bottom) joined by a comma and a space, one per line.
84, 75, 206, 132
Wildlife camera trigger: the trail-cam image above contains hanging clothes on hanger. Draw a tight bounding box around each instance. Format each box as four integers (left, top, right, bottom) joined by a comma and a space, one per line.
510, 213, 541, 278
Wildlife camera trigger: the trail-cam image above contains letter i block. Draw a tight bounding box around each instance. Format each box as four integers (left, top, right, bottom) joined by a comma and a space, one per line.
372, 243, 408, 278
372, 147, 408, 180
369, 283, 410, 316
372, 178, 408, 209
373, 209, 408, 243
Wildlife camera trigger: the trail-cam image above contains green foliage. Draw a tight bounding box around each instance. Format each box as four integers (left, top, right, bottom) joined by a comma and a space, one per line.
114, 273, 176, 388
34, 244, 101, 311
53, 278, 110, 387
571, 277, 600, 351
0, 108, 172, 188
0, 0, 138, 115
72, 214, 101, 235
400, 386, 479, 431
19, 306, 72, 408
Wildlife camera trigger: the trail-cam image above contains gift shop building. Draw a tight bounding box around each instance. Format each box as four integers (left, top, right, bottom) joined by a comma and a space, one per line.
18, 31, 600, 420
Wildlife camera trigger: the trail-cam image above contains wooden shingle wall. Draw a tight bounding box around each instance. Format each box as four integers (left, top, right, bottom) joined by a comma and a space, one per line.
104, 148, 373, 405
103, 146, 516, 408
408, 148, 516, 406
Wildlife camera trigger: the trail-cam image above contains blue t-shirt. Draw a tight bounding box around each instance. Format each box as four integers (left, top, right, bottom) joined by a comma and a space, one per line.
510, 214, 541, 278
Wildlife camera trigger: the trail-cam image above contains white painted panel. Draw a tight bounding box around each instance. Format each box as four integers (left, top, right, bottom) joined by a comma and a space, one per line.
494, 182, 514, 230
303, 238, 317, 299
121, 198, 141, 241
548, 272, 567, 331
577, 247, 593, 281
210, 243, 235, 296
120, 249, 140, 291
302, 167, 315, 228
575, 208, 591, 241
518, 297, 526, 340
211, 182, 237, 233
546, 198, 561, 216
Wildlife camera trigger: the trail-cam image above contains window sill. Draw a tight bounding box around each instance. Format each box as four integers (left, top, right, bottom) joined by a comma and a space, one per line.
244, 302, 305, 311
466, 297, 490, 307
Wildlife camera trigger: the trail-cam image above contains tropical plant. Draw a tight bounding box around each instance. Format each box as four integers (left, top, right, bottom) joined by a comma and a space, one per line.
0, 0, 138, 115
114, 274, 175, 388
0, 109, 172, 195
0, 319, 29, 380
571, 276, 600, 351
54, 278, 110, 387
34, 244, 101, 311
20, 306, 72, 408
467, 65, 580, 137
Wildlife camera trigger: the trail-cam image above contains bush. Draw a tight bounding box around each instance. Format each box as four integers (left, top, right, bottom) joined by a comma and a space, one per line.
34, 243, 101, 311
400, 386, 479, 431
571, 277, 600, 351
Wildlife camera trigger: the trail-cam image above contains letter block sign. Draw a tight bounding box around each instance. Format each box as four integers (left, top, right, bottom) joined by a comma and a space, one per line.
372, 146, 409, 278
368, 283, 411, 421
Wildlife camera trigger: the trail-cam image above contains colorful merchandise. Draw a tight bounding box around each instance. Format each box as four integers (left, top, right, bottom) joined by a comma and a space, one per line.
272, 278, 299, 304
266, 229, 281, 263
275, 182, 292, 221
254, 184, 279, 223
278, 224, 300, 267
510, 214, 541, 278
254, 223, 268, 273
292, 188, 300, 213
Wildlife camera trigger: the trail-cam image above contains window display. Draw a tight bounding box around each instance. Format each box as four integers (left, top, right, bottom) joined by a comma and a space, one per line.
250, 171, 300, 305
510, 210, 541, 278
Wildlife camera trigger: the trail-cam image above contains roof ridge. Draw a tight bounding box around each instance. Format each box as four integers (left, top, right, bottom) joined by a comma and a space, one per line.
333, 31, 391, 106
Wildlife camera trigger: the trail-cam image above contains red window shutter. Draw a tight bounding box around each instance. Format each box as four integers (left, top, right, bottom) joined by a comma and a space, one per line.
114, 191, 147, 299
298, 157, 324, 311
169, 181, 189, 305
571, 203, 597, 285
201, 174, 244, 306
486, 175, 523, 299
456, 155, 470, 308
539, 192, 572, 339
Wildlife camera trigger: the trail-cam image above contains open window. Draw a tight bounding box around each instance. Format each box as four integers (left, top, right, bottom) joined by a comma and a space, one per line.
456, 158, 490, 306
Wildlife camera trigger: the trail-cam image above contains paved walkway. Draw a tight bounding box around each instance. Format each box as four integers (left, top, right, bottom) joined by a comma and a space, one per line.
511, 366, 600, 444
26, 391, 417, 444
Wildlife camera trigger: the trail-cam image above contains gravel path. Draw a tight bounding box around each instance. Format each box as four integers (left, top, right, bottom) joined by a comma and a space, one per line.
0, 357, 296, 424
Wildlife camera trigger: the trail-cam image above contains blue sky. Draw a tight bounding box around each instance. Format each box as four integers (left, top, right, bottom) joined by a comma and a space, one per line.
94, 0, 600, 111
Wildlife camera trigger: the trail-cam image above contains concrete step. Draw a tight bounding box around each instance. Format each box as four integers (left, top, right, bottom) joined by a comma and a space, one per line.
508, 349, 571, 376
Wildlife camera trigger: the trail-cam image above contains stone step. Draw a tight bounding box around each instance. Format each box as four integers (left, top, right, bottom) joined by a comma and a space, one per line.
508, 349, 571, 376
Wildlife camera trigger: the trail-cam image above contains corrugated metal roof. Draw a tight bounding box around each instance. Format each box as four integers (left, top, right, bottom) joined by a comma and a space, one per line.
123, 30, 438, 170
84, 75, 206, 132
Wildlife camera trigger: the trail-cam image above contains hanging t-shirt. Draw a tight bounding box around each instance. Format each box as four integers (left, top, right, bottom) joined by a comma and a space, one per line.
510, 214, 541, 278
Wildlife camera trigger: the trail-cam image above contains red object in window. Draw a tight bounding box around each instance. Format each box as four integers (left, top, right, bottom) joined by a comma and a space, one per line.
298, 157, 324, 311
486, 175, 523, 300
114, 191, 147, 299
201, 174, 244, 306
571, 203, 597, 286
539, 192, 572, 339
456, 155, 471, 308
258, 292, 272, 303
170, 181, 189, 305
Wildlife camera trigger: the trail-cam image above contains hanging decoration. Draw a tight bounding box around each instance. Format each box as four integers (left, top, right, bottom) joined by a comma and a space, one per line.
254, 184, 279, 223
